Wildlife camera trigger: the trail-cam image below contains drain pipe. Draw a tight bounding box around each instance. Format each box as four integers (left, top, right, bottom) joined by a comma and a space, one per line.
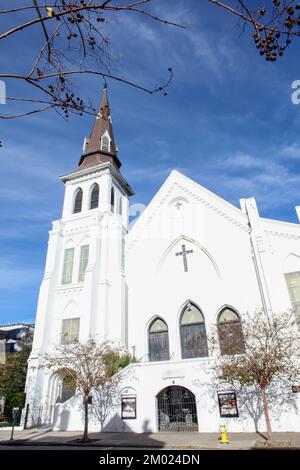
240, 198, 273, 322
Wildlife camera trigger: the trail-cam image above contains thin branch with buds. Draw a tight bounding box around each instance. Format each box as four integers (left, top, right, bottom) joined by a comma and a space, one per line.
0, 0, 180, 119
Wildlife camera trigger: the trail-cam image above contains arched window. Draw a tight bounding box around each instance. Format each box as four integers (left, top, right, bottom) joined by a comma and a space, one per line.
73, 188, 83, 214
180, 303, 208, 359
217, 308, 245, 355
101, 134, 110, 152
57, 369, 76, 403
90, 183, 99, 209
110, 186, 115, 213
148, 318, 169, 362
285, 271, 300, 327
118, 196, 123, 215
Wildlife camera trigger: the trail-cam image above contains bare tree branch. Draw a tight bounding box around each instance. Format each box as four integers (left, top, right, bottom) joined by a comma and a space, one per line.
212, 310, 300, 442
0, 1, 180, 119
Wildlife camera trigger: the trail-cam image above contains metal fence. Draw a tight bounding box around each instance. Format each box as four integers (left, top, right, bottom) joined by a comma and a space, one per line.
24, 404, 54, 429
157, 386, 198, 432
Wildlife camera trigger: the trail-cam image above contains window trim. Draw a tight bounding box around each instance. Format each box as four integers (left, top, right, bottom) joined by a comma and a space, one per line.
148, 317, 170, 362
180, 303, 208, 359
73, 187, 83, 214
61, 247, 75, 285
89, 183, 99, 210
111, 186, 115, 213
61, 317, 80, 345
284, 271, 300, 323
217, 307, 245, 356
78, 245, 89, 283
118, 196, 123, 216
101, 134, 110, 152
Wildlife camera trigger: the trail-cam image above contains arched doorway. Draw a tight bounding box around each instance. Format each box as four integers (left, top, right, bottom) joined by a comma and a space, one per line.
157, 386, 198, 432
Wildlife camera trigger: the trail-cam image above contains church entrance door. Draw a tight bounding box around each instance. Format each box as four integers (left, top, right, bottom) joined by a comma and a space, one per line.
157, 386, 198, 432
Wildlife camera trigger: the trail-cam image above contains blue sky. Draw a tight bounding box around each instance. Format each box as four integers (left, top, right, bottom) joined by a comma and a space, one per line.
1, 0, 300, 324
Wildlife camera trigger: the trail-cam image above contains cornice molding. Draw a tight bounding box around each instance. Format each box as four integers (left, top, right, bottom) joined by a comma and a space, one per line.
60, 162, 134, 196
265, 229, 300, 241
56, 286, 83, 295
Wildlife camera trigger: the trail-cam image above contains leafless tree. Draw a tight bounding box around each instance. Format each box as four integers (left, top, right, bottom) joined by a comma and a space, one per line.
209, 0, 300, 61
1, 2, 300, 120
43, 339, 127, 442
0, 1, 182, 119
213, 310, 300, 443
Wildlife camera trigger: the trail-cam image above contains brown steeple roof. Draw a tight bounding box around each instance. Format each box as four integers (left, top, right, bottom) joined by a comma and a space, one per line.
78, 84, 121, 169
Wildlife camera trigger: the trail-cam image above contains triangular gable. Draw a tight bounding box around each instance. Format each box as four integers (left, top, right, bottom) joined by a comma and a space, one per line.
126, 170, 248, 253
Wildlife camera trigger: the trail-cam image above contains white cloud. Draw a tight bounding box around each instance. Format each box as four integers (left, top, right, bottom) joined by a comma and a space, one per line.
202, 151, 300, 212
279, 143, 300, 159
223, 153, 265, 169
125, 165, 173, 182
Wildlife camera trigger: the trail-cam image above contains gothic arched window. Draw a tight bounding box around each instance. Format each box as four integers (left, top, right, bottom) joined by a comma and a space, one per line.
148, 318, 169, 362
73, 188, 83, 214
57, 369, 76, 403
217, 308, 245, 355
111, 186, 115, 213
101, 134, 110, 152
90, 183, 99, 209
285, 271, 300, 327
180, 303, 208, 359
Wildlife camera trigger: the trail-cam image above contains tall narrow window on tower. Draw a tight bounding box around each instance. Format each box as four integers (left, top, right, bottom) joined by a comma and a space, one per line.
101, 134, 110, 152
90, 183, 99, 209
118, 196, 123, 215
62, 248, 75, 285
78, 245, 89, 282
61, 318, 80, 344
111, 186, 115, 213
73, 188, 83, 213
285, 271, 300, 328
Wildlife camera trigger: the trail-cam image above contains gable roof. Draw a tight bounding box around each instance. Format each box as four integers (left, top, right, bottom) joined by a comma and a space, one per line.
126, 170, 249, 253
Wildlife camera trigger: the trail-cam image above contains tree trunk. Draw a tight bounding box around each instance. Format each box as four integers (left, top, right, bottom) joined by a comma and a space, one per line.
81, 394, 89, 442
261, 385, 272, 442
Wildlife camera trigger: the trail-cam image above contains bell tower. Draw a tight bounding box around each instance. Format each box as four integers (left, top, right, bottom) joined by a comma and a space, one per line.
25, 86, 134, 412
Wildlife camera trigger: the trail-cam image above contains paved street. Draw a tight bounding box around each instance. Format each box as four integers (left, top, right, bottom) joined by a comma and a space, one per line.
1, 429, 300, 449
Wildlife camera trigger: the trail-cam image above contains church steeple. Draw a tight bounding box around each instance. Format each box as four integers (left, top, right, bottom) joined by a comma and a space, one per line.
78, 84, 121, 169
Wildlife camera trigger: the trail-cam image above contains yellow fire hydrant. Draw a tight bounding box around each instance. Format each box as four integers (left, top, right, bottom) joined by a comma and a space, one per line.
219, 424, 229, 444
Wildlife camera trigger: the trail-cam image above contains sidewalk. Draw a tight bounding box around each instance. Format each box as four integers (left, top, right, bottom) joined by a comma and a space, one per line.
1, 429, 300, 449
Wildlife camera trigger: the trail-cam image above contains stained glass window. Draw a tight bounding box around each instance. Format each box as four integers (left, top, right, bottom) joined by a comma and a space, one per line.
180, 304, 208, 359
181, 304, 204, 325
149, 318, 169, 362
217, 308, 245, 355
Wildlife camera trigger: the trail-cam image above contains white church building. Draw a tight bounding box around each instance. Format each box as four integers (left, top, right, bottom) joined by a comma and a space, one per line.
25, 87, 300, 433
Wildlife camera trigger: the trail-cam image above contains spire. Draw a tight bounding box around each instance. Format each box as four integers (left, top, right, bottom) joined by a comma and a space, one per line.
78, 85, 121, 168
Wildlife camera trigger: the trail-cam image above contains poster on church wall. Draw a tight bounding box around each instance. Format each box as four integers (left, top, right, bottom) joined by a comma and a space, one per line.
121, 397, 136, 419
218, 392, 238, 418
